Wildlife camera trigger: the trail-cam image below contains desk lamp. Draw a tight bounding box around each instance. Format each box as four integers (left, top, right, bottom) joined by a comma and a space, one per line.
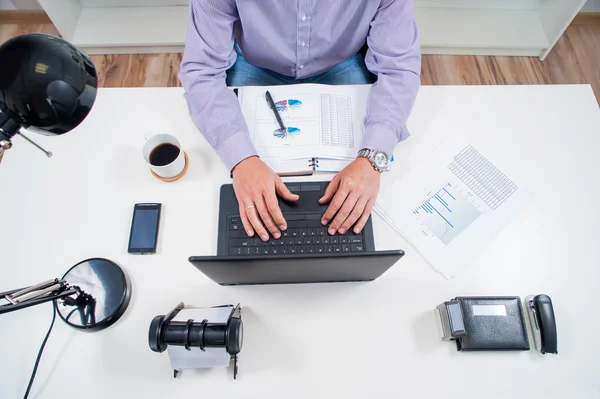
0, 33, 97, 162
0, 34, 131, 398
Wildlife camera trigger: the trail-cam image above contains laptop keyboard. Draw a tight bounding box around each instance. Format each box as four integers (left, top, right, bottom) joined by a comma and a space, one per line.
227, 213, 365, 256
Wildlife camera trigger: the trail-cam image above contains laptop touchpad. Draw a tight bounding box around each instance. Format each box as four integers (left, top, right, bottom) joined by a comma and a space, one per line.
279, 183, 328, 213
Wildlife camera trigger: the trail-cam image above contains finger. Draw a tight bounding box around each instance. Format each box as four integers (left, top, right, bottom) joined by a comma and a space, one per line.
353, 199, 375, 234
328, 193, 359, 235
275, 178, 299, 202
321, 187, 349, 226
239, 204, 254, 237
339, 197, 367, 234
319, 176, 340, 205
255, 196, 281, 240
246, 204, 269, 242
264, 189, 287, 232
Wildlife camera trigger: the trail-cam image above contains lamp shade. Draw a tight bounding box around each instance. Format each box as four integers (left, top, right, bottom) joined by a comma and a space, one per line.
0, 33, 98, 138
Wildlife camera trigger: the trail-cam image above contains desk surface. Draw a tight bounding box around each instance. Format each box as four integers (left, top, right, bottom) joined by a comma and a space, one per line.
1, 85, 599, 398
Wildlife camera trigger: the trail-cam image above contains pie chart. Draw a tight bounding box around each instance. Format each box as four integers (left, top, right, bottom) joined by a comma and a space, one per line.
275, 99, 303, 112
273, 127, 301, 139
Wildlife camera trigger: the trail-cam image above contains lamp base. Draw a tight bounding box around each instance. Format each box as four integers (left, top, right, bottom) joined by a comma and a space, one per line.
55, 258, 131, 332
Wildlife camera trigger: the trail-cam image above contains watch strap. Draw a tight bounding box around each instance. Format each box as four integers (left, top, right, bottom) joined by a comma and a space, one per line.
357, 148, 372, 158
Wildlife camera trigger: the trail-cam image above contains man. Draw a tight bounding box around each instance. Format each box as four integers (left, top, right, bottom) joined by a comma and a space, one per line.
180, 0, 420, 242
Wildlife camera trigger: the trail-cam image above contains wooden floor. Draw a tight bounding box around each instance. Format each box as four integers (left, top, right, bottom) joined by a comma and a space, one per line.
1, 12, 599, 103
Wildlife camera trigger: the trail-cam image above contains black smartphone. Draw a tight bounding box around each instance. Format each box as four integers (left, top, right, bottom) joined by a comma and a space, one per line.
128, 203, 162, 255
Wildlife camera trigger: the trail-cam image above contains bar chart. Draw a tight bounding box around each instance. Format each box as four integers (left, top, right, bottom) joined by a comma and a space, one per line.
413, 183, 481, 245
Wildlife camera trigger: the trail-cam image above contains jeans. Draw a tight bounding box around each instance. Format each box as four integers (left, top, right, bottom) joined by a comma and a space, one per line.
226, 48, 372, 86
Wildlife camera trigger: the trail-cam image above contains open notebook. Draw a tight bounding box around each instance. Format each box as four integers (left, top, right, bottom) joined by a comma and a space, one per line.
237, 84, 372, 176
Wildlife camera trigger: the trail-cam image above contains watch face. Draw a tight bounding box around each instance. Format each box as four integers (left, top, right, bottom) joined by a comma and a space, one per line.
373, 152, 389, 169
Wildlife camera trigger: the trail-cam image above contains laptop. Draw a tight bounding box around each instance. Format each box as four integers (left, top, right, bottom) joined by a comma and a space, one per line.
189, 181, 404, 285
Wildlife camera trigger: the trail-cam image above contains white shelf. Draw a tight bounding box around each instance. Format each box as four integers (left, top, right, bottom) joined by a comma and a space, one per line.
69, 4, 551, 57
71, 5, 188, 54
416, 7, 549, 56
39, 0, 585, 58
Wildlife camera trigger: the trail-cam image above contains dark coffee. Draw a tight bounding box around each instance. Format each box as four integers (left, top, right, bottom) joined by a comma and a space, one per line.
149, 143, 180, 166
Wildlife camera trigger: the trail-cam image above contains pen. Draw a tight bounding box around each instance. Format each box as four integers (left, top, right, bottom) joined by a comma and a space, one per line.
265, 90, 287, 132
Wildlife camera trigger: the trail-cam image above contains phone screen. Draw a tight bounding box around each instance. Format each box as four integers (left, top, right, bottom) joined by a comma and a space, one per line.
128, 204, 161, 254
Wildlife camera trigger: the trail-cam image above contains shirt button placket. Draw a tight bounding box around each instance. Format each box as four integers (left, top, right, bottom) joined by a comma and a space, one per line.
297, 5, 309, 78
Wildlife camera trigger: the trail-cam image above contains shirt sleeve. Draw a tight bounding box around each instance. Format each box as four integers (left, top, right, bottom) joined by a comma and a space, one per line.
362, 0, 421, 158
179, 0, 258, 172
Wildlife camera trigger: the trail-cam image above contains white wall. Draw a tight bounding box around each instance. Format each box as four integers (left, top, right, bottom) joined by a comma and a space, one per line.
0, 0, 16, 10
12, 0, 41, 8
581, 0, 600, 11
0, 0, 41, 9
37, 0, 81, 40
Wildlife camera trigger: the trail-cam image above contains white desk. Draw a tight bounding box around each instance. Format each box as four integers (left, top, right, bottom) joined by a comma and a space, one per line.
1, 85, 599, 398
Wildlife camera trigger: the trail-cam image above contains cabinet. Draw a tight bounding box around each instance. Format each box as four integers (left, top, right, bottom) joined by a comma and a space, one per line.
38, 0, 586, 59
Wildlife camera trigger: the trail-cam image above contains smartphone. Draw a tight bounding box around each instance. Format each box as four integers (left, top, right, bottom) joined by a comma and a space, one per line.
128, 203, 162, 255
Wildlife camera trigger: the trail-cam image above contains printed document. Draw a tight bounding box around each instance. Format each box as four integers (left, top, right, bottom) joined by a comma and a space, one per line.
375, 136, 531, 279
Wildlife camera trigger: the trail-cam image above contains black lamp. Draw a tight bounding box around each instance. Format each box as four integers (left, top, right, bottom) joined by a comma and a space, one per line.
0, 33, 98, 162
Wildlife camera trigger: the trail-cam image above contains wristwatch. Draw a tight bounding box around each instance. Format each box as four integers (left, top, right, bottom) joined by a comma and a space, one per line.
357, 148, 390, 173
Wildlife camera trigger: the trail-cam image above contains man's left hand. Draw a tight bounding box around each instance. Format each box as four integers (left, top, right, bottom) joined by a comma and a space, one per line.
319, 157, 381, 235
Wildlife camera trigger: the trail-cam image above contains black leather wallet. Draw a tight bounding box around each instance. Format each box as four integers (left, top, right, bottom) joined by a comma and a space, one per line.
454, 296, 530, 351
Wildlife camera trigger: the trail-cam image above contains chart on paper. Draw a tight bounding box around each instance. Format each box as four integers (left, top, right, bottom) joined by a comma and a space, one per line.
413, 183, 482, 245
255, 93, 321, 121
253, 120, 320, 147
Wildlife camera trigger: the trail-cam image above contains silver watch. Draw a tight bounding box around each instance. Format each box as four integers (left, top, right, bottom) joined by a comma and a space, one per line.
357, 148, 389, 172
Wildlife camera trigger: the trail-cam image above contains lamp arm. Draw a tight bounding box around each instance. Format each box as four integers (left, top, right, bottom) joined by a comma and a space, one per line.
0, 281, 79, 315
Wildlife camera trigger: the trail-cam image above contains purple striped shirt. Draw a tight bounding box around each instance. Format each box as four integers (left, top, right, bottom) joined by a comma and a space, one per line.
180, 0, 421, 172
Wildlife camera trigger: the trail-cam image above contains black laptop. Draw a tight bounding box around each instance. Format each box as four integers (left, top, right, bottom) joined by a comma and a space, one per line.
189, 181, 404, 285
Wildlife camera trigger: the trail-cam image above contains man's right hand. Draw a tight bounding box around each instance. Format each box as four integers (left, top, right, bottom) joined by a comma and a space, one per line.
232, 156, 299, 241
